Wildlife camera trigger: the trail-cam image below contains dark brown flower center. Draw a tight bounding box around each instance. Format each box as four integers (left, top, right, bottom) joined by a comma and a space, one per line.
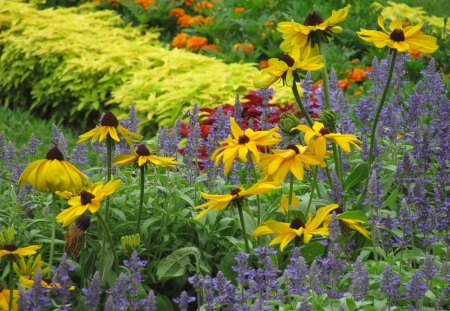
46, 146, 64, 161
3, 244, 18, 251
43, 278, 52, 285
286, 144, 300, 154
334, 206, 344, 214
290, 218, 305, 229
278, 54, 295, 67
75, 215, 91, 231
304, 11, 324, 26
389, 29, 405, 42
319, 128, 331, 136
80, 191, 95, 205
136, 144, 151, 156
100, 112, 119, 127
230, 188, 242, 196
238, 134, 250, 145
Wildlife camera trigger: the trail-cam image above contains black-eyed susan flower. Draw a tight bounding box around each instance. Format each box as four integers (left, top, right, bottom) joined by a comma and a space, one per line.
0, 287, 18, 311
14, 254, 50, 289
357, 17, 438, 53
211, 117, 281, 174
258, 144, 324, 182
194, 181, 280, 219
77, 111, 141, 145
254, 52, 323, 88
278, 193, 300, 214
0, 244, 41, 258
56, 179, 122, 227
113, 144, 179, 168
253, 204, 339, 251
277, 7, 349, 58
292, 121, 361, 154
324, 207, 371, 239
19, 146, 89, 193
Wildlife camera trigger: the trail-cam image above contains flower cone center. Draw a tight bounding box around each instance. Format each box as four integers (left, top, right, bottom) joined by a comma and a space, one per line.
238, 134, 250, 144
389, 29, 405, 42
3, 244, 18, 252
286, 144, 300, 154
304, 11, 324, 26
230, 188, 242, 196
46, 146, 64, 161
80, 191, 95, 205
278, 54, 295, 67
100, 112, 119, 127
319, 128, 331, 136
290, 218, 305, 229
136, 144, 151, 156
75, 215, 91, 231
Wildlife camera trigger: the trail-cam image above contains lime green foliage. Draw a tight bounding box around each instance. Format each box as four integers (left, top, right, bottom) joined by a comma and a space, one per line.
0, 0, 293, 130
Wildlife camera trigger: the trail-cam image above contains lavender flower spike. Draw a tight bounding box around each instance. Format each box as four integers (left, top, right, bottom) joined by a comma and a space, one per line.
82, 271, 102, 309
174, 291, 196, 311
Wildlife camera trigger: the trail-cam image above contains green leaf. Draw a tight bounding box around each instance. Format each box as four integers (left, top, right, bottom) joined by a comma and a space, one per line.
344, 163, 368, 191
156, 247, 200, 280
301, 242, 326, 263
338, 210, 368, 222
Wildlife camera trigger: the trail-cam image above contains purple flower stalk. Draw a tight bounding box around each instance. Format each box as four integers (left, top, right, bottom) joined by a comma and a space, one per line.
349, 256, 369, 301
52, 253, 74, 305
173, 291, 196, 311
82, 271, 102, 309
381, 265, 400, 304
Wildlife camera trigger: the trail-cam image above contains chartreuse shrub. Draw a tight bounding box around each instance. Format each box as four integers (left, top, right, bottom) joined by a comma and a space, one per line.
0, 0, 293, 130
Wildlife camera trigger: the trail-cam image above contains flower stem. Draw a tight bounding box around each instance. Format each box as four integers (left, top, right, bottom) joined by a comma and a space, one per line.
236, 202, 250, 254
97, 213, 118, 278
287, 173, 294, 222
8, 259, 14, 311
306, 166, 319, 216
318, 42, 331, 110
105, 136, 113, 222
248, 154, 261, 225
137, 165, 145, 232
292, 76, 313, 127
331, 143, 344, 186
368, 50, 397, 170
49, 192, 57, 269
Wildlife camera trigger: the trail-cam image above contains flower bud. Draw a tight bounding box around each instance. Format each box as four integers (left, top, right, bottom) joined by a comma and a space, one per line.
318, 109, 336, 129
280, 113, 300, 135
121, 233, 141, 250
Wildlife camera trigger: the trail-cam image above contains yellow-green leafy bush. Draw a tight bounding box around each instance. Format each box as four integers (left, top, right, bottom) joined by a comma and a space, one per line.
0, 0, 292, 129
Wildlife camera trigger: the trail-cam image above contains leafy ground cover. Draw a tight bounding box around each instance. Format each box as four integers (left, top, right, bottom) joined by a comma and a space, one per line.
0, 1, 449, 311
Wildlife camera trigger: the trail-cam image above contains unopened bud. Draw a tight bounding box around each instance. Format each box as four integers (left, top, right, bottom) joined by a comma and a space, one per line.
280, 113, 300, 135
318, 109, 336, 128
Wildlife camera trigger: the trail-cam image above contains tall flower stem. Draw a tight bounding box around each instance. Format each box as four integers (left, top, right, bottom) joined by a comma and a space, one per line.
137, 165, 145, 232
287, 173, 294, 222
368, 50, 397, 170
305, 166, 319, 216
318, 42, 331, 110
291, 77, 313, 127
49, 192, 57, 269
97, 213, 118, 278
104, 136, 113, 222
236, 202, 250, 254
331, 143, 344, 185
8, 259, 14, 311
248, 154, 261, 225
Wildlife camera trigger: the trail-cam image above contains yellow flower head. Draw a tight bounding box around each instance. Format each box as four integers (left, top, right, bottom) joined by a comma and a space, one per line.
278, 193, 300, 214
357, 17, 438, 53
14, 254, 50, 288
277, 6, 349, 58
19, 146, 89, 193
258, 144, 323, 182
113, 144, 179, 168
0, 244, 41, 258
78, 111, 142, 145
56, 179, 122, 227
211, 117, 281, 174
0, 287, 18, 311
324, 207, 371, 239
254, 204, 339, 251
254, 51, 324, 88
194, 181, 280, 220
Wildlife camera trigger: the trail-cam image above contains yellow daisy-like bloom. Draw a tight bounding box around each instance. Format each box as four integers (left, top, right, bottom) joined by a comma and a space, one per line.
277, 7, 349, 58
258, 144, 324, 182
14, 254, 50, 288
278, 193, 300, 214
292, 121, 361, 155
56, 179, 122, 227
19, 275, 76, 290
254, 52, 324, 88
212, 117, 281, 174
357, 17, 438, 53
194, 181, 280, 220
325, 207, 371, 239
0, 287, 18, 311
19, 146, 89, 193
113, 144, 179, 168
253, 204, 339, 251
0, 244, 41, 258
77, 111, 142, 145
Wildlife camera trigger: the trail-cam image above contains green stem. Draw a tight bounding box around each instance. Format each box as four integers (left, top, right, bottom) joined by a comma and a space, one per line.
287, 173, 294, 222
306, 166, 319, 216
105, 136, 113, 222
49, 193, 57, 269
236, 202, 250, 254
8, 259, 14, 311
368, 50, 397, 170
137, 165, 145, 232
97, 213, 118, 275
292, 76, 313, 127
248, 154, 261, 225
318, 42, 331, 110
331, 143, 344, 186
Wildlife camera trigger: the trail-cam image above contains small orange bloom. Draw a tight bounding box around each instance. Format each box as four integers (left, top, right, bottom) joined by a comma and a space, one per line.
202, 44, 220, 52
184, 0, 194, 6
195, 1, 213, 12
347, 68, 368, 83
264, 21, 275, 27
202, 16, 214, 25
187, 36, 208, 51
350, 59, 359, 64
408, 49, 422, 58
172, 33, 189, 48
337, 78, 350, 90
234, 7, 245, 13
135, 0, 154, 10
233, 43, 254, 55
169, 8, 185, 17
259, 60, 269, 69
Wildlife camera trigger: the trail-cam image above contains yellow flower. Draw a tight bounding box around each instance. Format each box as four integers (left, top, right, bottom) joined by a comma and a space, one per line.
14, 254, 50, 288
292, 121, 361, 155
19, 275, 76, 291
19, 146, 89, 193
357, 17, 438, 53
254, 204, 339, 251
0, 244, 41, 258
254, 52, 323, 88
324, 207, 371, 239
0, 288, 18, 311
113, 144, 179, 168
78, 111, 141, 145
258, 144, 324, 182
211, 117, 281, 174
277, 7, 349, 58
56, 179, 122, 227
194, 181, 280, 219
278, 193, 300, 214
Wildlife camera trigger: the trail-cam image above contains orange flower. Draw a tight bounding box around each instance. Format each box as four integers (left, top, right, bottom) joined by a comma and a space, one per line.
408, 49, 422, 58
172, 33, 189, 48
177, 14, 202, 27
234, 7, 245, 13
169, 8, 185, 17
337, 78, 350, 90
186, 36, 208, 51
350, 59, 359, 64
135, 0, 154, 10
264, 21, 275, 27
195, 1, 213, 12
233, 43, 254, 55
259, 60, 269, 69
347, 68, 368, 83
202, 44, 220, 52
202, 16, 214, 25
184, 0, 194, 5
